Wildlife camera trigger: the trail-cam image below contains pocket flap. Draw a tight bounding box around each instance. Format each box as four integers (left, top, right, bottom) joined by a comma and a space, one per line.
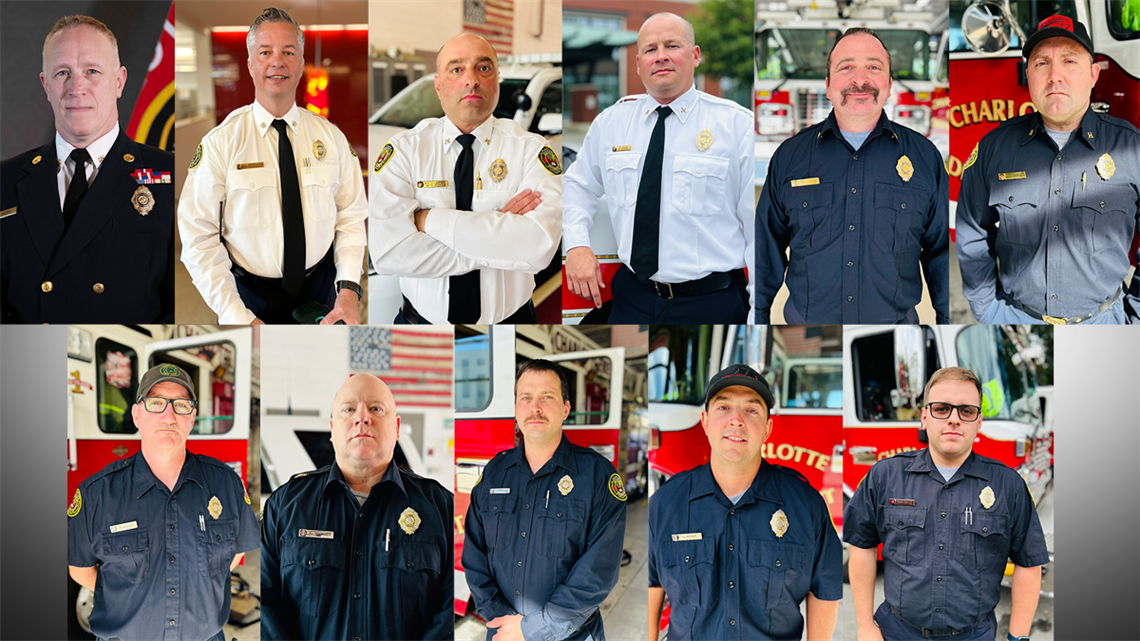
988, 180, 1036, 208
962, 513, 1006, 538
785, 183, 832, 211
227, 166, 277, 192
301, 165, 339, 189
672, 154, 729, 178
547, 498, 586, 523
484, 493, 518, 515
203, 519, 236, 543
1072, 183, 1133, 213
663, 538, 715, 567
379, 542, 443, 573
605, 152, 641, 172
281, 537, 346, 570
874, 184, 923, 211
885, 506, 926, 529
103, 529, 148, 555
747, 540, 805, 569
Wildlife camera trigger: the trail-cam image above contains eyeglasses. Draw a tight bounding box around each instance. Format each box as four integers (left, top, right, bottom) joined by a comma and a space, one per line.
925, 402, 981, 422
140, 397, 197, 415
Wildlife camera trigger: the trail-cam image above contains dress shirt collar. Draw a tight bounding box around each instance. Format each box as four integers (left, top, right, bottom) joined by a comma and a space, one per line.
1020, 107, 1098, 150
642, 85, 699, 125
904, 448, 991, 481
689, 459, 785, 508
324, 458, 408, 498
507, 432, 581, 477
132, 451, 204, 499
55, 122, 119, 172
817, 109, 898, 148
253, 100, 301, 138
442, 115, 496, 153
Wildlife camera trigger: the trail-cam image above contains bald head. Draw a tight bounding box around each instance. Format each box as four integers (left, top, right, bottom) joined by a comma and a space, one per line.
333, 373, 395, 412
436, 33, 498, 75
638, 12, 695, 49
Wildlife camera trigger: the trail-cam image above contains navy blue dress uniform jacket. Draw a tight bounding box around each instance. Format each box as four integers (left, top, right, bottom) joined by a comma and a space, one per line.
1, 132, 175, 323
957, 108, 1140, 322
462, 434, 628, 641
260, 462, 454, 640
756, 110, 949, 324
648, 460, 843, 640
66, 452, 260, 641
843, 449, 1050, 632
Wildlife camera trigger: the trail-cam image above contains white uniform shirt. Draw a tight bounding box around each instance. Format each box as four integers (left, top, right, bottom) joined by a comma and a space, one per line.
56, 123, 119, 207
562, 86, 755, 315
369, 115, 562, 324
178, 101, 367, 324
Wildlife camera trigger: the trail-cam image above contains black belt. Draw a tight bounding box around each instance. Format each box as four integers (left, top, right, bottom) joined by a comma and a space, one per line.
401, 296, 536, 325
1016, 284, 1122, 325
889, 606, 989, 638
401, 297, 431, 324
635, 268, 744, 299
230, 245, 332, 285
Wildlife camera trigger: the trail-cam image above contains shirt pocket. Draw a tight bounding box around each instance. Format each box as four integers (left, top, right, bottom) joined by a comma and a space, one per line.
100, 528, 149, 594
225, 167, 277, 230
603, 151, 642, 210
747, 539, 806, 609
873, 183, 926, 254
660, 538, 717, 609
379, 541, 444, 606
301, 164, 340, 221
481, 493, 519, 551
671, 154, 730, 216
1071, 184, 1135, 254
959, 513, 1008, 570
281, 537, 347, 617
536, 498, 586, 558
784, 183, 834, 251
883, 506, 926, 565
988, 180, 1039, 248
197, 518, 237, 579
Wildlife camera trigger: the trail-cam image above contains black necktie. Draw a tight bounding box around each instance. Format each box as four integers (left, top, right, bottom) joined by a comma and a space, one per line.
631, 105, 672, 283
272, 119, 306, 296
62, 148, 91, 229
448, 133, 481, 323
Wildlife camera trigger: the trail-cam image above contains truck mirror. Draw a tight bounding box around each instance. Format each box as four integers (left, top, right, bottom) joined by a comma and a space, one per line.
893, 326, 925, 414
514, 92, 533, 112
961, 0, 1015, 55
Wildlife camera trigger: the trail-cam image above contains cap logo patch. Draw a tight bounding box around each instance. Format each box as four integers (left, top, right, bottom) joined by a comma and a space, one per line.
160, 364, 180, 376
1039, 15, 1074, 31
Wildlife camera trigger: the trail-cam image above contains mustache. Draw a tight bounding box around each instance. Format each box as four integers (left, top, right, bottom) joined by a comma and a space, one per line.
840, 83, 880, 106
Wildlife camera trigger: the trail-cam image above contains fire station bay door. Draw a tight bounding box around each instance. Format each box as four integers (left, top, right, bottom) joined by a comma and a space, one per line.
545, 347, 626, 471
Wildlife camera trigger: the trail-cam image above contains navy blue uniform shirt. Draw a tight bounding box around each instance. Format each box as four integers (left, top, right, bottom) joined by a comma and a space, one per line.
957, 108, 1140, 322
756, 110, 949, 324
648, 460, 843, 640
462, 434, 628, 641
66, 451, 259, 641
260, 461, 454, 640
844, 449, 1050, 632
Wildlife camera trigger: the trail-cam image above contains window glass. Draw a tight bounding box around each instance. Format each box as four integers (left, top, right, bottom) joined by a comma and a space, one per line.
96, 339, 138, 434
757, 27, 931, 80
456, 333, 491, 411
150, 340, 238, 435
648, 325, 712, 404
553, 357, 612, 425
785, 362, 843, 409
1107, 0, 1140, 39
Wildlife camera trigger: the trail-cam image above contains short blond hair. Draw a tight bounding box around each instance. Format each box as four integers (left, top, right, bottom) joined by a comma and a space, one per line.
923, 367, 983, 406
43, 15, 120, 73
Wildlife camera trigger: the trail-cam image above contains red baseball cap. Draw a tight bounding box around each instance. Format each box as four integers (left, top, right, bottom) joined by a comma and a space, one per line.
1022, 14, 1094, 59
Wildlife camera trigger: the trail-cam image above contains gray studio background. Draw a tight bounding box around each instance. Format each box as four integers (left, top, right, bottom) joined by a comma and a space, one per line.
0, 0, 171, 159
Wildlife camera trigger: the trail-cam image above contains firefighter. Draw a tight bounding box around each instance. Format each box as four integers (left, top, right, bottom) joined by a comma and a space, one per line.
563, 12, 755, 324
67, 364, 259, 641
179, 7, 366, 325
648, 364, 842, 641
369, 32, 562, 324
957, 15, 1140, 324
755, 27, 950, 324
845, 367, 1049, 641
462, 359, 628, 641
1, 15, 175, 324
260, 373, 454, 640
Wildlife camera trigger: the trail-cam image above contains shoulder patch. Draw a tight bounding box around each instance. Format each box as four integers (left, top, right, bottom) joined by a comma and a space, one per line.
538, 145, 562, 175
963, 143, 979, 171
350, 146, 358, 158
68, 488, 82, 517
189, 144, 203, 170
608, 473, 628, 501
374, 143, 394, 173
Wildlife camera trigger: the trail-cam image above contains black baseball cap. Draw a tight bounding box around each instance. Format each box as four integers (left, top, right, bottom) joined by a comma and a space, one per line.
704, 364, 775, 411
137, 363, 197, 402
1022, 14, 1094, 60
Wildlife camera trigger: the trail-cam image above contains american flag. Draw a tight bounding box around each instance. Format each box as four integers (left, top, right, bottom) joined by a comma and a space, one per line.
780, 326, 823, 357
350, 327, 453, 408
464, 0, 514, 55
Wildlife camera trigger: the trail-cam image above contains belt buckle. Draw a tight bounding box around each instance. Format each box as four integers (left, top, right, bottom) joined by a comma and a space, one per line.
1041, 314, 1067, 326
655, 281, 674, 299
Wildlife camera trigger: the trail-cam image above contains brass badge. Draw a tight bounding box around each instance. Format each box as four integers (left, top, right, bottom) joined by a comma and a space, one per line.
399, 507, 421, 534
123, 154, 135, 163
979, 486, 996, 510
695, 129, 713, 152
1096, 153, 1115, 180
770, 508, 789, 538
489, 158, 508, 183
558, 474, 574, 496
416, 180, 448, 188
68, 488, 82, 517
963, 143, 979, 171
608, 473, 627, 501
896, 155, 914, 182
611, 145, 632, 152
131, 186, 154, 216
314, 140, 327, 161
208, 495, 222, 520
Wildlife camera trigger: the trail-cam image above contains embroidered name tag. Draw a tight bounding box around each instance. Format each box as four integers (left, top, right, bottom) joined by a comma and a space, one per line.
998, 172, 1026, 180
299, 529, 335, 539
490, 488, 511, 495
671, 532, 703, 541
109, 521, 138, 533
417, 180, 448, 188
791, 177, 820, 187
888, 498, 916, 506
237, 162, 265, 170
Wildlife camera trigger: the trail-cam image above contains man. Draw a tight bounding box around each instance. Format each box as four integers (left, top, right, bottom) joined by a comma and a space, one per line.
845, 367, 1048, 640
1, 15, 175, 324
180, 7, 367, 325
957, 15, 1140, 324
756, 28, 949, 324
261, 373, 453, 639
369, 33, 562, 324
563, 12, 754, 324
463, 360, 627, 641
67, 364, 259, 641
648, 364, 842, 641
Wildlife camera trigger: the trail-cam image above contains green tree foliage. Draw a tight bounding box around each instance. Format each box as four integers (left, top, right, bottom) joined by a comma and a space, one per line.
690, 0, 754, 84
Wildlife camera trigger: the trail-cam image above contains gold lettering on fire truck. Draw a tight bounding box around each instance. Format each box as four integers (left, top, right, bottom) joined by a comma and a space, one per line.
877, 446, 918, 460
762, 443, 830, 471
949, 99, 1036, 129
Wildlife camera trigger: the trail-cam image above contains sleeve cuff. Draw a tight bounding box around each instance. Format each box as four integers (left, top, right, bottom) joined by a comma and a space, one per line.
562, 223, 592, 251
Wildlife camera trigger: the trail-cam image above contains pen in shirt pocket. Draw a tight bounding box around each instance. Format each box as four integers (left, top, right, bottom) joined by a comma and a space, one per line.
199, 513, 205, 532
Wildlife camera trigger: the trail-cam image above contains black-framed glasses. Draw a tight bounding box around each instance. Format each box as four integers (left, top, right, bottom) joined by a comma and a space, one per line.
925, 402, 981, 422
140, 397, 197, 415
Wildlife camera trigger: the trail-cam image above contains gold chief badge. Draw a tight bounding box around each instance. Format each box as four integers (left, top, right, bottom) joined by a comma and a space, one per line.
695, 129, 713, 152
896, 155, 914, 182
314, 140, 327, 161
979, 486, 996, 510
489, 158, 508, 183
399, 507, 421, 534
132, 186, 154, 216
68, 488, 82, 517
208, 495, 223, 520
1096, 153, 1115, 180
770, 508, 789, 538
558, 474, 574, 496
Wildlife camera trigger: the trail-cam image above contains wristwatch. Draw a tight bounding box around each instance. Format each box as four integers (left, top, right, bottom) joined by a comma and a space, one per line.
1008, 633, 1030, 641
335, 280, 362, 298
